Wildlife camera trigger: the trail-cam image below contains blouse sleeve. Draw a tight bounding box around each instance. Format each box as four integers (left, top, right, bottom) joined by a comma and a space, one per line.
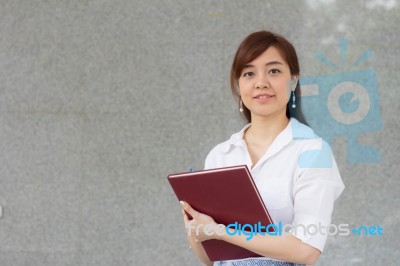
291, 140, 345, 252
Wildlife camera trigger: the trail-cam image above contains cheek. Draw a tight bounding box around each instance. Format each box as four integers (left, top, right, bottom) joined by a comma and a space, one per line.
238, 81, 251, 95
276, 79, 292, 101
284, 85, 291, 101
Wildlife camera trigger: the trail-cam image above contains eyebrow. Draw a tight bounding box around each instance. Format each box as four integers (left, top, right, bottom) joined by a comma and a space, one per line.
243, 61, 283, 69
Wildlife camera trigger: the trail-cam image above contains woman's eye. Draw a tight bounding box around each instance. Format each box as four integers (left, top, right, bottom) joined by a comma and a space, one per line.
269, 69, 281, 74
243, 72, 254, 77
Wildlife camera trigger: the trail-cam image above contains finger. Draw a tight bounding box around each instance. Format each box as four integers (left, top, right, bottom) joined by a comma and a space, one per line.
180, 201, 199, 219
181, 208, 190, 224
183, 213, 190, 224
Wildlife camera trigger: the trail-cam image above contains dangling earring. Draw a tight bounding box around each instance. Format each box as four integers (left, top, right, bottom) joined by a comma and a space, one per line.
239, 99, 244, 113
291, 91, 296, 109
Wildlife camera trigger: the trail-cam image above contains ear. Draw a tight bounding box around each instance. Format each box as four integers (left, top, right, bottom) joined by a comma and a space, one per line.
291, 75, 299, 91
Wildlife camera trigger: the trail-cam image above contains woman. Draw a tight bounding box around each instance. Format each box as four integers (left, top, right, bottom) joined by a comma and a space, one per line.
180, 31, 345, 266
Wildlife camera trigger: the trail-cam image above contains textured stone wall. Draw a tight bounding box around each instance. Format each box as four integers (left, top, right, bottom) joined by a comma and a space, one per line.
0, 1, 398, 265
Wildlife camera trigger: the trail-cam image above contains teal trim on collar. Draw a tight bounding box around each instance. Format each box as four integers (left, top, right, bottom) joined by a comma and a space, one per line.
290, 118, 317, 139
221, 118, 316, 154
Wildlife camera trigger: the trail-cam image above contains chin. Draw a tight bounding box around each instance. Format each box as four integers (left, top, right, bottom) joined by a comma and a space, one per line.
251, 108, 287, 119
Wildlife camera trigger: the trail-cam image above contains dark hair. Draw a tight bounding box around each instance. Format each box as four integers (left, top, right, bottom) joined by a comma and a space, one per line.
230, 30, 308, 125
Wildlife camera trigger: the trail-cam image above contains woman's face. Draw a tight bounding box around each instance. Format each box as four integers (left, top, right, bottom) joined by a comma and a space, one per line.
238, 46, 295, 120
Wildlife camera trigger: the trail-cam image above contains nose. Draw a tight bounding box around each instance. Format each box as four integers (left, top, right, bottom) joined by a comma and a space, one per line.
256, 81, 268, 89
255, 78, 269, 89
255, 72, 270, 88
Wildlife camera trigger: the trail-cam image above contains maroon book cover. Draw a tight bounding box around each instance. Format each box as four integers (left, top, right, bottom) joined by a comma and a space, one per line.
167, 165, 274, 261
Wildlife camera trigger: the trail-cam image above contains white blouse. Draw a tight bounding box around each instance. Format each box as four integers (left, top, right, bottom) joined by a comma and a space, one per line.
204, 118, 345, 254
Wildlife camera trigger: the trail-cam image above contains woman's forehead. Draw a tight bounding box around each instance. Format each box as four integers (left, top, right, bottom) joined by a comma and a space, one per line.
247, 46, 287, 65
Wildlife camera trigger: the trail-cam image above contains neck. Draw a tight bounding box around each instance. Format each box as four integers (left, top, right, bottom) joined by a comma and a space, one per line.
246, 112, 290, 144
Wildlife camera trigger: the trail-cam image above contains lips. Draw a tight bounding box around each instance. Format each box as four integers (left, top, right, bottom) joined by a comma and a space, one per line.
254, 94, 274, 99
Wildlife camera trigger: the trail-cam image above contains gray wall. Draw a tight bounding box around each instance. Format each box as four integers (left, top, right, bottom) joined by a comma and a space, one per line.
0, 0, 398, 265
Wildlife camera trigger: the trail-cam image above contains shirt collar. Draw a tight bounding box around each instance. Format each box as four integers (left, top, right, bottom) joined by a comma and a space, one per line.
221, 123, 251, 153
290, 118, 316, 139
221, 118, 315, 153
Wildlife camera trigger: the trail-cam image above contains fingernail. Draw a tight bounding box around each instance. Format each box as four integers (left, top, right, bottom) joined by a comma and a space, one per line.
180, 201, 185, 207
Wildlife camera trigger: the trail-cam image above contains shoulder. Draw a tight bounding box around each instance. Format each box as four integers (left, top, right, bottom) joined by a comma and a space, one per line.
289, 121, 344, 199
289, 118, 335, 168
204, 138, 235, 170
204, 124, 250, 169
290, 118, 331, 149
207, 141, 229, 155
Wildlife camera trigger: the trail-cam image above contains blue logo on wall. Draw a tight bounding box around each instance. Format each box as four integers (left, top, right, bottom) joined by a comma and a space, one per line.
299, 39, 382, 164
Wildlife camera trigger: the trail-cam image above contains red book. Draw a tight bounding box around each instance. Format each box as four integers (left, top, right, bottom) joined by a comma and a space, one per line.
167, 165, 275, 261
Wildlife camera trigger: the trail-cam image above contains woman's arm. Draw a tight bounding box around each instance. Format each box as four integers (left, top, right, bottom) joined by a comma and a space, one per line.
186, 235, 213, 266
181, 207, 213, 266
181, 201, 320, 265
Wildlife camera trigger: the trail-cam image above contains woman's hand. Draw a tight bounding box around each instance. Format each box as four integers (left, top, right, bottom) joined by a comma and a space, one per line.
180, 201, 224, 242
